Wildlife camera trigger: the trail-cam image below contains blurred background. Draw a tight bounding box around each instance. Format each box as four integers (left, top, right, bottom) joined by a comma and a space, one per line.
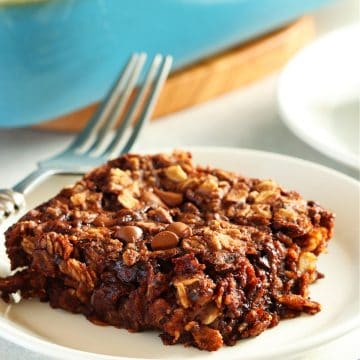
0, 0, 360, 180
0, 0, 359, 358
0, 0, 358, 128
0, 0, 358, 181
0, 0, 336, 126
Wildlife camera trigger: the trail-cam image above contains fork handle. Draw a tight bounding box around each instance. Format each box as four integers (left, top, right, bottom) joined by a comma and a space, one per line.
0, 167, 55, 223
13, 167, 56, 195
0, 189, 25, 221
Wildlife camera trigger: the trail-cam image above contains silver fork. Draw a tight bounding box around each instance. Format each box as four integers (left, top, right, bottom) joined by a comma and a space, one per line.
0, 53, 173, 222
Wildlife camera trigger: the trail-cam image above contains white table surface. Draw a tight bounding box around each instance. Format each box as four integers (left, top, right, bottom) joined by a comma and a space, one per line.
0, 1, 359, 359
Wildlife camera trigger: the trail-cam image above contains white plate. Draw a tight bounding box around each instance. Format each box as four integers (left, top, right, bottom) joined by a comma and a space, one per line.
278, 25, 360, 170
0, 147, 359, 360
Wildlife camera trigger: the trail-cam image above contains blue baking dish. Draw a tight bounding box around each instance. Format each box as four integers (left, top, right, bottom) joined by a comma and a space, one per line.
0, 0, 332, 127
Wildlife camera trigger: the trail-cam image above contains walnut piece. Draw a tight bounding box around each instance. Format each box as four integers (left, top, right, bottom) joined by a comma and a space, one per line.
256, 180, 278, 191
298, 251, 317, 273
117, 190, 139, 209
197, 178, 218, 195
251, 189, 279, 204
209, 232, 245, 251
225, 188, 248, 203
164, 165, 188, 182
110, 168, 132, 186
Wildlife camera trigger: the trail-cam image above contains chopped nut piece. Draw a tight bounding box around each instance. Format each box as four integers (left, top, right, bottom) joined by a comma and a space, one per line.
117, 191, 139, 209
209, 232, 245, 251
251, 204, 272, 219
197, 178, 218, 195
304, 227, 327, 252
252, 190, 279, 204
191, 325, 223, 351
277, 207, 297, 221
154, 189, 183, 207
70, 191, 101, 210
208, 233, 222, 250
110, 168, 127, 178
182, 236, 207, 252
298, 251, 317, 273
70, 192, 87, 206
236, 204, 251, 217
122, 248, 140, 266
184, 321, 197, 331
164, 165, 188, 182
225, 188, 248, 203
128, 156, 140, 170
178, 178, 199, 191
109, 168, 132, 187
256, 180, 278, 191
128, 182, 140, 197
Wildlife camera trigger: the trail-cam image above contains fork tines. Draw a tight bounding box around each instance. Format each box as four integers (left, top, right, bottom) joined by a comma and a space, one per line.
71, 53, 173, 158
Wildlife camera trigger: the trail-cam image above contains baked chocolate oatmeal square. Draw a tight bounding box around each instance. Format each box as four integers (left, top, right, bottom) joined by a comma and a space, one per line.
0, 151, 334, 351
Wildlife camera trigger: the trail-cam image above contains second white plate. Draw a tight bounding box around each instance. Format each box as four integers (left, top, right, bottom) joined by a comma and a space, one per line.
278, 24, 360, 169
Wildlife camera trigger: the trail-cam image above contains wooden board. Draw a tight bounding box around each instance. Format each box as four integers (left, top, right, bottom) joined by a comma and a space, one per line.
36, 16, 314, 132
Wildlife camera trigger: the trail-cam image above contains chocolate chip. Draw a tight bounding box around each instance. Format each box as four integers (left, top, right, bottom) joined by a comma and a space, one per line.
151, 231, 179, 250
167, 222, 192, 238
114, 226, 143, 243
